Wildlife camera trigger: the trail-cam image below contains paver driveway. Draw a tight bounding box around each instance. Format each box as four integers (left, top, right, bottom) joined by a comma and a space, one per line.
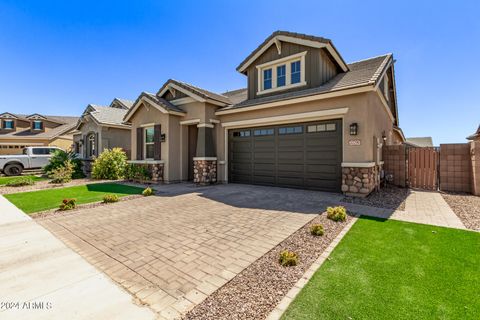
37, 184, 338, 319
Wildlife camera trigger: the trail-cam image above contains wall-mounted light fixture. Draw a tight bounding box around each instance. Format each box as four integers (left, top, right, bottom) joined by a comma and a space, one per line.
350, 123, 358, 136
382, 131, 387, 142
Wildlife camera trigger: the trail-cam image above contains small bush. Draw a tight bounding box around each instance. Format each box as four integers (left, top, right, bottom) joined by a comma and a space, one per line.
103, 194, 119, 203
279, 250, 298, 267
49, 160, 74, 184
91, 148, 128, 180
6, 177, 35, 187
59, 198, 76, 211
310, 224, 325, 236
44, 149, 84, 179
142, 187, 154, 196
327, 206, 347, 222
125, 164, 151, 181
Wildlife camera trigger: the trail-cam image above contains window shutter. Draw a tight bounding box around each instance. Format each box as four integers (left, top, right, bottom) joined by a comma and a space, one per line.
40, 122, 44, 130
154, 124, 161, 160
136, 127, 143, 160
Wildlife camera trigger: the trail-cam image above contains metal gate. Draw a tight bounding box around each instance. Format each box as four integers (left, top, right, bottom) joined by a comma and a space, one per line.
407, 147, 439, 190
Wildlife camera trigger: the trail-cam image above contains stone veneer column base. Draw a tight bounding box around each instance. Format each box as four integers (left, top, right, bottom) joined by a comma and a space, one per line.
341, 164, 380, 197
193, 158, 217, 185
127, 161, 164, 184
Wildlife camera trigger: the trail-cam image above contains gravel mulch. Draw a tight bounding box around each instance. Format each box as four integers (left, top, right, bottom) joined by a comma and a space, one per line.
31, 194, 146, 219
183, 213, 353, 320
0, 178, 122, 195
441, 192, 480, 231
342, 185, 410, 211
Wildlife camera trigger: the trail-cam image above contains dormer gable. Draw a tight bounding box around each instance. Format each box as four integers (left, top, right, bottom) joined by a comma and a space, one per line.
26, 113, 47, 120
0, 112, 18, 119
237, 31, 349, 100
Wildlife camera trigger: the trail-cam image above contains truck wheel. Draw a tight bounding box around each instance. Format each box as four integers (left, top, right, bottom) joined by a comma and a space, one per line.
4, 164, 23, 176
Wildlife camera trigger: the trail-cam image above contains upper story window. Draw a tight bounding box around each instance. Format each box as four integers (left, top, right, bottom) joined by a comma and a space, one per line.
277, 65, 286, 87
144, 127, 155, 159
257, 51, 307, 95
33, 120, 43, 130
3, 120, 14, 130
263, 69, 272, 90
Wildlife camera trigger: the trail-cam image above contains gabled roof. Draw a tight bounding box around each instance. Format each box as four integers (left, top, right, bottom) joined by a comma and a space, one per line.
110, 98, 134, 110
157, 79, 231, 105
0, 112, 18, 119
467, 125, 480, 140
406, 137, 434, 147
123, 91, 186, 122
89, 106, 131, 127
26, 113, 47, 120
0, 113, 78, 140
219, 54, 393, 112
236, 31, 349, 74
222, 88, 248, 105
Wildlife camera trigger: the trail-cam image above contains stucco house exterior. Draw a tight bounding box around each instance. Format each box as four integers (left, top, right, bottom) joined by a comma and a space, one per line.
0, 112, 78, 155
124, 31, 403, 196
73, 98, 133, 171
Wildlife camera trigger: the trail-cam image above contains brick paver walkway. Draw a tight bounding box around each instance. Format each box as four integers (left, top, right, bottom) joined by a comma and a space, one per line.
37, 184, 334, 319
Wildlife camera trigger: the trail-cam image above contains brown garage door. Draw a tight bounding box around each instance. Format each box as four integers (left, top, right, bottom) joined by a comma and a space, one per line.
228, 119, 342, 192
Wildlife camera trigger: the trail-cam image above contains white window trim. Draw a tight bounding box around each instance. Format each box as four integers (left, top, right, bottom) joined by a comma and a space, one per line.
144, 126, 155, 160
3, 120, 14, 130
256, 51, 307, 95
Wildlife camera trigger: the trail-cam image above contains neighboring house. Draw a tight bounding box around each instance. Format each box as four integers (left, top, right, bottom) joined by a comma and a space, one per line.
406, 137, 434, 147
0, 112, 78, 155
467, 125, 480, 141
125, 31, 403, 197
73, 98, 133, 164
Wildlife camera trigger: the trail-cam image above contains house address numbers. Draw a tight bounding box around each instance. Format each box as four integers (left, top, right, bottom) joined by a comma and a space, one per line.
348, 139, 361, 146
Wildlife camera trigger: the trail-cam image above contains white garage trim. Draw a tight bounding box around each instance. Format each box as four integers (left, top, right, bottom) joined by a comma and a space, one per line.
341, 162, 376, 168
221, 108, 348, 129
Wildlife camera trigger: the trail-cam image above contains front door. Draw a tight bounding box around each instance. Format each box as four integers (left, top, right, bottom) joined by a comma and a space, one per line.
188, 125, 198, 181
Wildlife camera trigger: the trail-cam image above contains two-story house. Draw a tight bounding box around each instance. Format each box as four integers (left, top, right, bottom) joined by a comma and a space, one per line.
0, 112, 78, 155
124, 31, 404, 196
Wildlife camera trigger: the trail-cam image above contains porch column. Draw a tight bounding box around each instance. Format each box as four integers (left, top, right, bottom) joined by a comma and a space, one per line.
194, 123, 217, 185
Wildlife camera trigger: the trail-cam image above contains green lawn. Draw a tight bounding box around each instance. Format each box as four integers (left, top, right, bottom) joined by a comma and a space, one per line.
4, 183, 144, 213
0, 175, 46, 185
282, 217, 480, 320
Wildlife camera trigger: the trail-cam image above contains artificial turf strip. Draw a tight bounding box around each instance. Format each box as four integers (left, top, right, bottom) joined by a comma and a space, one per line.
282, 217, 480, 320
4, 183, 144, 213
0, 175, 46, 185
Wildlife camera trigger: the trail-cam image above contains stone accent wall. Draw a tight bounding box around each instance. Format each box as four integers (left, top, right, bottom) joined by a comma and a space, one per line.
193, 159, 217, 185
471, 141, 480, 196
342, 165, 379, 197
383, 145, 407, 187
439, 144, 472, 193
129, 163, 164, 184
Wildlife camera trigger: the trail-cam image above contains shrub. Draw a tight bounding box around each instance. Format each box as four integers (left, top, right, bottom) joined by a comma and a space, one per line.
327, 206, 347, 222
44, 149, 84, 179
59, 198, 76, 211
279, 250, 298, 267
142, 187, 154, 196
125, 164, 151, 181
91, 148, 127, 180
5, 176, 36, 187
310, 224, 325, 236
49, 160, 74, 184
103, 194, 119, 203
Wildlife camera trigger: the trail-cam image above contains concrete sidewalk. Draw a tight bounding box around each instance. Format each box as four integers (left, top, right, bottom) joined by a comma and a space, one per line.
0, 195, 155, 320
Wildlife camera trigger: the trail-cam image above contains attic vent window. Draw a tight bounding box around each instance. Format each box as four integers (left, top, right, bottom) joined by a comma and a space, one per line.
256, 51, 307, 95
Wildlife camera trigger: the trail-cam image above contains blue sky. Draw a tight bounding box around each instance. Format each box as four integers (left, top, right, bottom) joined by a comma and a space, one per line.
0, 0, 478, 144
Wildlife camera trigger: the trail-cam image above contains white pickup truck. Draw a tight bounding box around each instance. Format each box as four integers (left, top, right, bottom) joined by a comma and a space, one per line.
0, 146, 61, 176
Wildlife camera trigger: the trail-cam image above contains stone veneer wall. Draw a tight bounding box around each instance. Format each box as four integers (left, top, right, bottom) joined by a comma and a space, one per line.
341, 165, 380, 197
193, 159, 217, 185
130, 163, 164, 183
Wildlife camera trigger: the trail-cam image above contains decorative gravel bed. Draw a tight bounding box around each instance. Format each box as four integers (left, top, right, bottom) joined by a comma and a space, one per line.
183, 213, 353, 320
31, 194, 145, 219
0, 178, 116, 195
342, 185, 410, 211
441, 192, 480, 231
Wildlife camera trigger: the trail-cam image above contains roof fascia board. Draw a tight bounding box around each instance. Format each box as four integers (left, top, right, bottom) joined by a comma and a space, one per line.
375, 88, 395, 123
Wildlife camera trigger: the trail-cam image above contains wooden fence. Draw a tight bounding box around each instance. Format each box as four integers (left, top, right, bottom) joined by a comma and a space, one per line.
407, 147, 439, 190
